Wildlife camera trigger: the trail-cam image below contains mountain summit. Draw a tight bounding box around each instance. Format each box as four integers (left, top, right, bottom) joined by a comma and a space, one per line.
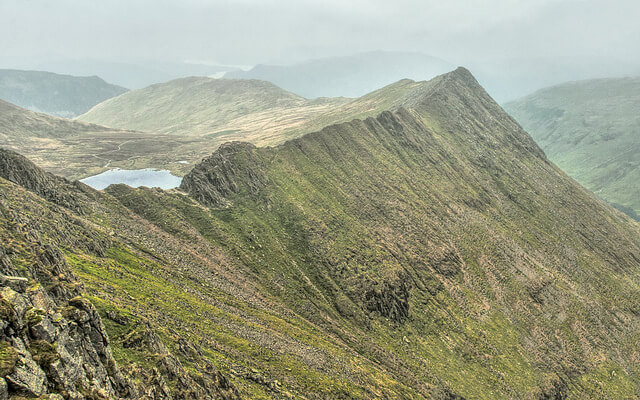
1, 68, 640, 398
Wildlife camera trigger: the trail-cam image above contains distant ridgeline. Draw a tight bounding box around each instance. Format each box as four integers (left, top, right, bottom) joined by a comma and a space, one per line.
223, 51, 455, 98
0, 69, 127, 117
1, 68, 640, 398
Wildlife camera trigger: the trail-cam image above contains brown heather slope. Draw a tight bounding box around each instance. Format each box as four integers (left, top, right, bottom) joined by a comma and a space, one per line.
0, 68, 640, 399
0, 99, 187, 180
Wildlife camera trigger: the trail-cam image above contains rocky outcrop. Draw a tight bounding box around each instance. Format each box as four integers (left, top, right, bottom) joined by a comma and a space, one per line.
180, 142, 268, 208
0, 245, 239, 399
0, 171, 241, 399
0, 255, 135, 398
119, 323, 240, 400
363, 277, 411, 322
349, 269, 412, 323
431, 386, 467, 400
0, 190, 135, 397
0, 149, 92, 213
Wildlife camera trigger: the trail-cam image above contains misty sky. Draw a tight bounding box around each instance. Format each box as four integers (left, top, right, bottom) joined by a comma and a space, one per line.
1, 0, 639, 68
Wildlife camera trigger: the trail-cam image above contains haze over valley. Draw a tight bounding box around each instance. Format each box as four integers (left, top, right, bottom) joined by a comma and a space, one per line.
1, 1, 640, 399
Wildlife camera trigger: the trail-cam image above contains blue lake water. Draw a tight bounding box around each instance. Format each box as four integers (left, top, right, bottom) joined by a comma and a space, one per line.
80, 168, 182, 190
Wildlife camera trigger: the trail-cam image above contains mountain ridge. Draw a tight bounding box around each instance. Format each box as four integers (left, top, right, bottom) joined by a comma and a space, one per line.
170, 67, 640, 397
179, 67, 547, 208
70, 68, 497, 179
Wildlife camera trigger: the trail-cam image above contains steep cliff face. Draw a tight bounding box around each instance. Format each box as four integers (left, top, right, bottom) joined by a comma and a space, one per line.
179, 142, 268, 208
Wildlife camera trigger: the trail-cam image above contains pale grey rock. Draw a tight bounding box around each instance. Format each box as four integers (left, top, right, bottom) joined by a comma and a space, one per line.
6, 338, 46, 397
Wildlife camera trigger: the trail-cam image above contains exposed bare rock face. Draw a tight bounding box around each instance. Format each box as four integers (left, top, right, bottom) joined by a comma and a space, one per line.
180, 141, 268, 208
0, 148, 92, 213
0, 243, 135, 399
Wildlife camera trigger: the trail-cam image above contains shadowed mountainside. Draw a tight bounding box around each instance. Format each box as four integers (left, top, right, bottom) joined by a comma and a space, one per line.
505, 77, 640, 220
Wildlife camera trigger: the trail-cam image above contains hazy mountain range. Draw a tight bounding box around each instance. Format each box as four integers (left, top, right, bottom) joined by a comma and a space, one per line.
224, 52, 640, 102
470, 55, 640, 102
4, 51, 639, 105
1, 58, 240, 90
0, 69, 127, 117
224, 51, 455, 99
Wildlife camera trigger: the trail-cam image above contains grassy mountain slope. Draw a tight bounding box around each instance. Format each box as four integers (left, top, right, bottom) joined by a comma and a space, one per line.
78, 77, 316, 135
224, 51, 454, 99
0, 69, 127, 118
3, 68, 640, 398
505, 77, 640, 219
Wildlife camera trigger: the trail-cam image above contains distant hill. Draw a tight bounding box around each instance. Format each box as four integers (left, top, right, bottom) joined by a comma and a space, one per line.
467, 55, 640, 102
76, 75, 461, 175
224, 51, 454, 98
25, 58, 239, 89
78, 77, 326, 136
505, 77, 640, 219
0, 69, 127, 117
